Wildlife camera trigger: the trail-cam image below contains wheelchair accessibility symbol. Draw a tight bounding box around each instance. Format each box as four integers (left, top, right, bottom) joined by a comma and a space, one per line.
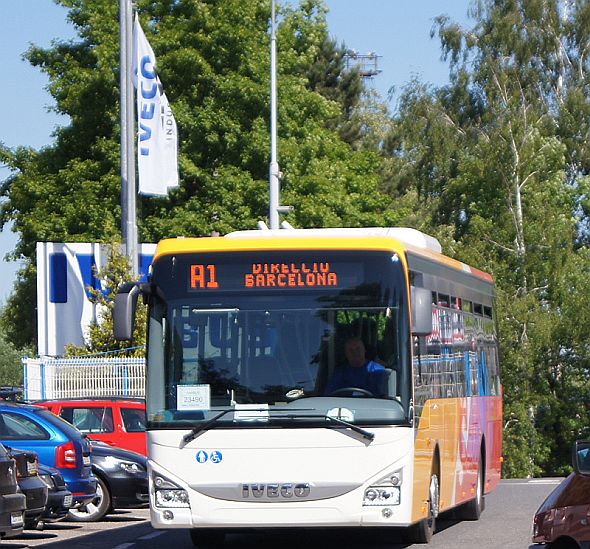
195, 450, 222, 464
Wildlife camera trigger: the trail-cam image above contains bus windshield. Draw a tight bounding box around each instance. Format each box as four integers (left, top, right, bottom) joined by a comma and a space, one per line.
145, 250, 411, 428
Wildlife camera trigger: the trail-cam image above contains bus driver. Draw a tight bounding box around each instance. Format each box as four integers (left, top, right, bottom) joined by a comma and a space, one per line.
325, 337, 386, 397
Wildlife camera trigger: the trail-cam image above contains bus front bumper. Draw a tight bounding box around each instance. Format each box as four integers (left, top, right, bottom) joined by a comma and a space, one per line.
150, 492, 413, 530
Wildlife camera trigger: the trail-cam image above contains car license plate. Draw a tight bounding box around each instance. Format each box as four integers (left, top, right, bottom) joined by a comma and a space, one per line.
63, 494, 73, 508
83, 455, 91, 466
10, 512, 23, 526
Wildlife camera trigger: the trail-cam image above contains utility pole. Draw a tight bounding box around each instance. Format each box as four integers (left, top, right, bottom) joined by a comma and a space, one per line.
120, 0, 138, 274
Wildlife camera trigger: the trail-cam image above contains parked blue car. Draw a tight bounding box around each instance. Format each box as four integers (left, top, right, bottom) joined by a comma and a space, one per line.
0, 402, 96, 508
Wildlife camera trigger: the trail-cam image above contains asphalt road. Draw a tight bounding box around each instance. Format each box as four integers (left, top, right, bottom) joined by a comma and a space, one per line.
1, 478, 561, 548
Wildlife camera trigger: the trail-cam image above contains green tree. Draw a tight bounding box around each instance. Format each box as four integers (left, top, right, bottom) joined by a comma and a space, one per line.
389, 0, 590, 477
0, 0, 398, 350
0, 335, 23, 385
0, 321, 24, 386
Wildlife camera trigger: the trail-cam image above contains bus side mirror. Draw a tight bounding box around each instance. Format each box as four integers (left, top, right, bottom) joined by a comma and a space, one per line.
411, 286, 433, 336
113, 282, 142, 341
572, 440, 590, 476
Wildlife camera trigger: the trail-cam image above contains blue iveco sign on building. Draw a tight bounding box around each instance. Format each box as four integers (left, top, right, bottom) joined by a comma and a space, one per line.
36, 242, 156, 356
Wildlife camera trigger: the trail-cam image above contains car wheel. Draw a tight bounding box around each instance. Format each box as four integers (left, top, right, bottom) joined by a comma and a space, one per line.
25, 517, 42, 530
67, 476, 111, 522
547, 539, 581, 549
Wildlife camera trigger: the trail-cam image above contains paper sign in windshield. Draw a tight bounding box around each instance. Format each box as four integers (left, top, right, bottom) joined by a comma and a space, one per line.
177, 384, 211, 410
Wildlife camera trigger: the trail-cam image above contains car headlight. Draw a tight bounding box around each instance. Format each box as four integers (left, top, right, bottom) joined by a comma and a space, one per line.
363, 468, 403, 507
152, 473, 190, 509
119, 460, 146, 475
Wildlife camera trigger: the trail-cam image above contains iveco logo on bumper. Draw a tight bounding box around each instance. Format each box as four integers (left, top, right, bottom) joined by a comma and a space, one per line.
242, 483, 311, 498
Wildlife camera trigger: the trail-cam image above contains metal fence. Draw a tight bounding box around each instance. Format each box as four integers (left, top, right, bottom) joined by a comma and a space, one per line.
22, 356, 145, 401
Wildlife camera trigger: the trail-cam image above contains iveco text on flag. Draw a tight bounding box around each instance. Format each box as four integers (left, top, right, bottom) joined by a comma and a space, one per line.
133, 15, 179, 196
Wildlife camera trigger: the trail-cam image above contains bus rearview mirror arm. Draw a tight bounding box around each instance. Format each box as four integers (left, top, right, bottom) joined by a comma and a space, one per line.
411, 286, 433, 336
113, 282, 142, 341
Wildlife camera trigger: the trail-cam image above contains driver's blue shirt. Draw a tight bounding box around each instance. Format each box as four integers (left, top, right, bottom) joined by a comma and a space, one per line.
325, 360, 386, 396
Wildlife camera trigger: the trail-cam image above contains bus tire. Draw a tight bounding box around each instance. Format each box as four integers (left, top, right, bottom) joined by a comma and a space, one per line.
457, 452, 485, 520
189, 528, 226, 547
405, 469, 440, 544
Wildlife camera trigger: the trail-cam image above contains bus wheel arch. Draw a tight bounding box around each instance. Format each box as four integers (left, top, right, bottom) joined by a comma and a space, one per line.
430, 445, 441, 518
458, 438, 486, 520
405, 446, 440, 544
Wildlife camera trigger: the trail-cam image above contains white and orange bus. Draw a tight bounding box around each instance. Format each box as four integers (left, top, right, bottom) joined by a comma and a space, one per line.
114, 227, 502, 545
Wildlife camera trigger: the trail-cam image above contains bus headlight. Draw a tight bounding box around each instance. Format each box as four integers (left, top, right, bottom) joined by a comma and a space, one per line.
152, 473, 190, 509
155, 489, 190, 508
363, 486, 401, 506
363, 468, 403, 506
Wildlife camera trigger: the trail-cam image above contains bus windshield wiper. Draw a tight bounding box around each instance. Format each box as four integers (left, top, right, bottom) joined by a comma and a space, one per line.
181, 409, 375, 445
271, 413, 375, 442
182, 409, 232, 444
323, 413, 375, 441
181, 408, 270, 444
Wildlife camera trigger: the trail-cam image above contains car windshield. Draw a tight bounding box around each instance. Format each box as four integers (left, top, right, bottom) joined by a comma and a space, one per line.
145, 249, 411, 428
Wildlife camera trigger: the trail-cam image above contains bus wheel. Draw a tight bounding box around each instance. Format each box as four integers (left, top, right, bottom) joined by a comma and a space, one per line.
458, 454, 485, 520
405, 471, 439, 544
189, 528, 226, 547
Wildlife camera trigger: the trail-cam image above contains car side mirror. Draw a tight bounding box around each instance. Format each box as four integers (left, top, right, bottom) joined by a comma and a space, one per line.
411, 286, 433, 336
573, 440, 590, 476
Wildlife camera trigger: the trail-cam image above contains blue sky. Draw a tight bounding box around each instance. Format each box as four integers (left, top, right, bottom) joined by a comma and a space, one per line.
0, 0, 471, 303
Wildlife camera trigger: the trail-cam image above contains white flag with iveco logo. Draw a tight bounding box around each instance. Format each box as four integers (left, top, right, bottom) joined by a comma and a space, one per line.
133, 15, 179, 196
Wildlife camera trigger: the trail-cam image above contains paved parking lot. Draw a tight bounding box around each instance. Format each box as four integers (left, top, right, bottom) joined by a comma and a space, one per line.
2, 508, 151, 548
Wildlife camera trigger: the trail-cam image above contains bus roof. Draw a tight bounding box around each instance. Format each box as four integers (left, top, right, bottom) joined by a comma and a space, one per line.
154, 227, 493, 284
225, 227, 442, 253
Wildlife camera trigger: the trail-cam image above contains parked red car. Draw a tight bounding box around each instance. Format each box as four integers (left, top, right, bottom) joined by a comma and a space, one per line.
532, 440, 590, 549
36, 398, 146, 456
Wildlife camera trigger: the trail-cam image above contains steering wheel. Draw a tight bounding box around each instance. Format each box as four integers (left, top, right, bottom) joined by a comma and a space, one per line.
329, 387, 375, 398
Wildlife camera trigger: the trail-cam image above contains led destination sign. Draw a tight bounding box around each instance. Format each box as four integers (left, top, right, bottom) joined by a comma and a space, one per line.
246, 262, 337, 288
188, 260, 362, 291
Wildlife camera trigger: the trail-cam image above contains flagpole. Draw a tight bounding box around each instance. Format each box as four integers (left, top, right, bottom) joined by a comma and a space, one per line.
120, 0, 138, 275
